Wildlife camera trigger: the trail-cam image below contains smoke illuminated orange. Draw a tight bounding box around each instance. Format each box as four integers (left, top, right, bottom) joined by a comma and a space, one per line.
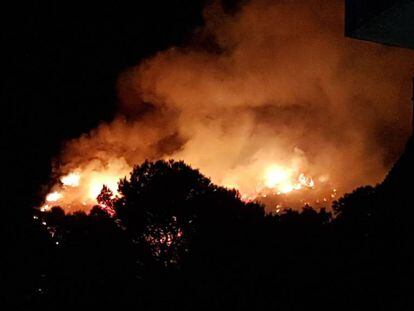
39, 0, 414, 213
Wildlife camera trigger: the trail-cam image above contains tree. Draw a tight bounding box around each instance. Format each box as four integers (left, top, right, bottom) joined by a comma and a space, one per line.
332, 186, 377, 236
96, 185, 115, 216
112, 160, 265, 265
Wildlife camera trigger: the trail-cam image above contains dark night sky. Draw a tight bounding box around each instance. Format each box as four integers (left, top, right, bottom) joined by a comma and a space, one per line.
4, 1, 246, 221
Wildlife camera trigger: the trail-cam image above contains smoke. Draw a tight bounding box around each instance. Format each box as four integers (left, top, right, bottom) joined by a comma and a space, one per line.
54, 0, 414, 211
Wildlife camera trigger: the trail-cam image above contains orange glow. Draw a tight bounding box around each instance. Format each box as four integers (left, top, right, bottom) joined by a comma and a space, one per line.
40, 157, 328, 213
38, 1, 414, 214
263, 166, 314, 194
61, 172, 80, 187
264, 166, 290, 188
40, 158, 130, 213
88, 174, 120, 200
46, 191, 62, 202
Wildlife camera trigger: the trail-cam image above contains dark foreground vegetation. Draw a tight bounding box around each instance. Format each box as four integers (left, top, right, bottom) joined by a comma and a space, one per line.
3, 141, 413, 310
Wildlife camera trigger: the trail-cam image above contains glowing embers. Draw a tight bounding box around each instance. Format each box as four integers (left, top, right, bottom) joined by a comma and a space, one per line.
144, 216, 186, 266
263, 165, 314, 195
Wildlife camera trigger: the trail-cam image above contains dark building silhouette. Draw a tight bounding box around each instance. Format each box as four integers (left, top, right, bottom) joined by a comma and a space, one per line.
345, 0, 414, 50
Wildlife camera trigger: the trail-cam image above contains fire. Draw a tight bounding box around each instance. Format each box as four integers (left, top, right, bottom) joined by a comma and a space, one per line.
88, 174, 120, 200
46, 191, 63, 202
39, 155, 337, 214
61, 172, 80, 187
264, 166, 290, 189
37, 0, 414, 215
40, 158, 131, 213
261, 165, 315, 194
262, 166, 314, 194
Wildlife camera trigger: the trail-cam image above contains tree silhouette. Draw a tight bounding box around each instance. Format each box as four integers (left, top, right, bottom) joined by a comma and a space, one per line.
113, 160, 264, 266
332, 186, 377, 239
20, 158, 413, 310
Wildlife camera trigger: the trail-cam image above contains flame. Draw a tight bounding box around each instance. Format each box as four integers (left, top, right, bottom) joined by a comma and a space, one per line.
39, 156, 336, 214
263, 166, 314, 194
264, 166, 290, 188
88, 174, 120, 200
61, 172, 80, 187
40, 158, 130, 212
46, 191, 63, 202
38, 0, 414, 214
39, 148, 335, 213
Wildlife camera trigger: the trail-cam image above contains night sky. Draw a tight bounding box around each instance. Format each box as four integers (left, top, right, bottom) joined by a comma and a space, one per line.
4, 1, 235, 221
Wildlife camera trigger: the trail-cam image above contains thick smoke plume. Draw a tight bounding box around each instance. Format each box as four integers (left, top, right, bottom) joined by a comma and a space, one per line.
53, 0, 414, 212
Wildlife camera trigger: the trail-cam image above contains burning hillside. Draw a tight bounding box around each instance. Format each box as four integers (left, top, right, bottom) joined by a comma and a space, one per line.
41, 155, 330, 213
40, 0, 414, 213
